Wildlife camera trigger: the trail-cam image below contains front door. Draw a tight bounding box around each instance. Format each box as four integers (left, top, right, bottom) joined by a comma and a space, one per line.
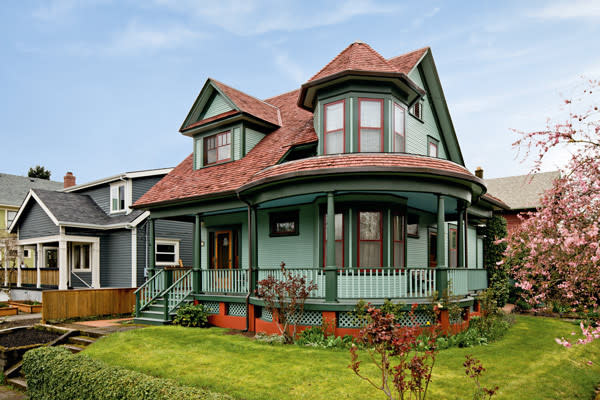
214, 231, 232, 269
428, 229, 437, 268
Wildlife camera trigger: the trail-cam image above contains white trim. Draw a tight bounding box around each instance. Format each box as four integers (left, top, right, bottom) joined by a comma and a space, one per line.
62, 168, 173, 193
23, 248, 32, 259
129, 211, 150, 227
8, 190, 60, 233
131, 228, 137, 287
110, 181, 128, 214
155, 238, 180, 266
5, 209, 17, 230
44, 246, 58, 269
70, 242, 92, 272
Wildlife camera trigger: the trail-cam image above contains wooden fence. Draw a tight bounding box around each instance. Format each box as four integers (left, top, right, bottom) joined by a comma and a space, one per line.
42, 288, 136, 322
6, 268, 59, 287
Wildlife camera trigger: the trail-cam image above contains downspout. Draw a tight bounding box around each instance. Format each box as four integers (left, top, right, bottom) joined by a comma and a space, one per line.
237, 192, 253, 333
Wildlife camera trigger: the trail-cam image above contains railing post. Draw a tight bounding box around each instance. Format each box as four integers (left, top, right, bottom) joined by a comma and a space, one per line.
135, 292, 141, 318
163, 269, 173, 321
325, 192, 338, 302
148, 218, 156, 278
193, 214, 202, 294
36, 243, 42, 288
249, 205, 258, 293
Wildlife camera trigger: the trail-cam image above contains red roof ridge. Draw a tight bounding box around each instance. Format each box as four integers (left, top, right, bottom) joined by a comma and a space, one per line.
388, 46, 430, 62
210, 78, 281, 112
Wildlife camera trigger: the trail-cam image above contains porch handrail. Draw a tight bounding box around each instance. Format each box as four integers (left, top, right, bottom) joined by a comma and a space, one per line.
337, 267, 436, 299
257, 267, 325, 298
164, 269, 193, 317
135, 269, 165, 316
202, 269, 248, 295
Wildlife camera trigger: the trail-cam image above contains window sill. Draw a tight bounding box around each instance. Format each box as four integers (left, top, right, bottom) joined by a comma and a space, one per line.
200, 159, 234, 169
72, 269, 91, 273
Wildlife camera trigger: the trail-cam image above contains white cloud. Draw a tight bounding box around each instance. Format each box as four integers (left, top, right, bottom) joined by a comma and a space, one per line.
274, 53, 306, 84
107, 21, 204, 54
153, 0, 402, 35
530, 0, 600, 19
32, 0, 110, 22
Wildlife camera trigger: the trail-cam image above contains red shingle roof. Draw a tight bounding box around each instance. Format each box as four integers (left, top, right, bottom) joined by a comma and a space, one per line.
308, 42, 399, 82
388, 47, 429, 74
134, 44, 471, 208
211, 79, 281, 127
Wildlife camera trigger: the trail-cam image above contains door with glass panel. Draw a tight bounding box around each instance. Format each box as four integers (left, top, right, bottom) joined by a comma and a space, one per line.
214, 231, 232, 291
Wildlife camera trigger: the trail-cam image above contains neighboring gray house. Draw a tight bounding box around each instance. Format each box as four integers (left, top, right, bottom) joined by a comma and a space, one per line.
8, 168, 194, 290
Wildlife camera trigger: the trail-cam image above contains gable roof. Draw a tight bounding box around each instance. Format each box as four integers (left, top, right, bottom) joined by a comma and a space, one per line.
0, 173, 62, 207
9, 189, 148, 233
485, 171, 561, 210
63, 168, 172, 193
308, 41, 399, 82
180, 79, 281, 133
388, 47, 429, 74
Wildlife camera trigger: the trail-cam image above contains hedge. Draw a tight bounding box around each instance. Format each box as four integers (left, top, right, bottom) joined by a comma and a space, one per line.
23, 346, 232, 400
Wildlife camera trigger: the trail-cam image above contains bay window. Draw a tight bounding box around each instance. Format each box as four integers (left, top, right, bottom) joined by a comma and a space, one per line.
358, 211, 382, 268
204, 131, 231, 165
323, 213, 344, 268
392, 213, 405, 268
359, 98, 383, 152
393, 103, 405, 152
324, 100, 345, 154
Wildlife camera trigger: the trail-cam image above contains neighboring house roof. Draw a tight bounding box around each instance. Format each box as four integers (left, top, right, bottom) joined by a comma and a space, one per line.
485, 171, 561, 210
63, 167, 173, 193
134, 44, 471, 208
0, 173, 62, 207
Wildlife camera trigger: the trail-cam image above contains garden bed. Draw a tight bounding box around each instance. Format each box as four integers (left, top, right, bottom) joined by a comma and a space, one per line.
84, 315, 600, 400
9, 300, 42, 314
0, 325, 72, 370
0, 303, 18, 317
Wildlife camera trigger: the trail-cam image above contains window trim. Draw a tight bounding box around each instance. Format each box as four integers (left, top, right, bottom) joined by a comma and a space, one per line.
392, 212, 406, 269
358, 98, 384, 153
323, 212, 344, 269
357, 210, 383, 269
411, 100, 424, 121
155, 238, 180, 266
44, 247, 58, 269
427, 136, 439, 158
323, 100, 346, 155
109, 181, 127, 214
393, 102, 406, 153
269, 210, 300, 237
448, 224, 458, 269
23, 249, 31, 259
5, 210, 17, 229
71, 243, 92, 272
204, 130, 232, 166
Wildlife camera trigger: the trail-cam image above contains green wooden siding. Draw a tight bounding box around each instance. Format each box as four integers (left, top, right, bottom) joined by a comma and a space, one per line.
467, 226, 477, 269
0, 209, 5, 230
245, 128, 265, 155
232, 127, 242, 160
199, 92, 233, 121
406, 69, 448, 159
476, 236, 484, 269
406, 210, 435, 268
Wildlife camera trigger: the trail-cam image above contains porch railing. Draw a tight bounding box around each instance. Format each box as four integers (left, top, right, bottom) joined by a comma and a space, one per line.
165, 269, 193, 317
467, 269, 488, 292
257, 268, 326, 298
134, 269, 165, 315
337, 268, 436, 299
202, 269, 249, 294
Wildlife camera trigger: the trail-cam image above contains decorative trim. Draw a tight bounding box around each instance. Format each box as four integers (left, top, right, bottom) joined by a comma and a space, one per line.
155, 238, 180, 266
131, 228, 137, 287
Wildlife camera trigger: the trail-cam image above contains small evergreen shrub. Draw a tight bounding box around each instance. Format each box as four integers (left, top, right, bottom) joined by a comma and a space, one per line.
172, 303, 209, 327
23, 347, 230, 400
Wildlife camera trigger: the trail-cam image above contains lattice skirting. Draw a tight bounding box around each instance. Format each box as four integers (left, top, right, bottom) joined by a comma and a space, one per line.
338, 310, 435, 328
201, 301, 220, 314
338, 312, 362, 328
227, 303, 247, 317
259, 308, 322, 326
260, 307, 273, 322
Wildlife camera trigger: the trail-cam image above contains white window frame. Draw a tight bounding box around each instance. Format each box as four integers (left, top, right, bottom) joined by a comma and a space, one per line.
23, 248, 32, 259
155, 238, 180, 266
5, 210, 17, 229
392, 102, 407, 153
109, 181, 132, 214
44, 247, 58, 269
71, 242, 92, 272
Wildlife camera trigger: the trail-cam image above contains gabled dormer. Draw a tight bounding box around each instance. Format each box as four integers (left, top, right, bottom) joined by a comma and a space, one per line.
180, 79, 281, 170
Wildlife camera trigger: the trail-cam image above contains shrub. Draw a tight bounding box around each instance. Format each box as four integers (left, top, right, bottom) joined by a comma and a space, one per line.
23, 347, 230, 400
173, 303, 209, 327
295, 326, 354, 349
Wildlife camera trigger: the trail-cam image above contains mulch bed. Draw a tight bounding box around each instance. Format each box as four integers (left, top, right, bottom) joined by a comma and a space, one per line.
0, 329, 61, 348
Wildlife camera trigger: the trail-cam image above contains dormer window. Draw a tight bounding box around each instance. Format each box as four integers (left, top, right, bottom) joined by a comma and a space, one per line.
427, 136, 439, 157
358, 98, 383, 152
393, 103, 406, 152
110, 182, 126, 213
324, 100, 345, 154
204, 131, 231, 165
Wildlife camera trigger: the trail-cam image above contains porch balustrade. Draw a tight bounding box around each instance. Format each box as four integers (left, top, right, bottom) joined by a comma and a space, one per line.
4, 267, 59, 288
201, 269, 249, 294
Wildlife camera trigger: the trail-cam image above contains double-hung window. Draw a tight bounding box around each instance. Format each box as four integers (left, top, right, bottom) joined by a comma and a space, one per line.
392, 213, 405, 268
359, 98, 383, 152
324, 100, 345, 154
110, 183, 126, 213
155, 239, 179, 266
204, 131, 231, 165
323, 213, 344, 268
72, 243, 91, 271
6, 211, 17, 228
393, 103, 406, 153
358, 211, 383, 268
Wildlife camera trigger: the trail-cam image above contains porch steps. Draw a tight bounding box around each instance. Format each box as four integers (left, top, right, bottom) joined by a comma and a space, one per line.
6, 377, 27, 391
134, 296, 181, 325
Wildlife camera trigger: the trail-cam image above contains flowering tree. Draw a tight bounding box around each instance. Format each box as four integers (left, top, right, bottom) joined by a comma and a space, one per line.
256, 262, 317, 344
506, 78, 600, 345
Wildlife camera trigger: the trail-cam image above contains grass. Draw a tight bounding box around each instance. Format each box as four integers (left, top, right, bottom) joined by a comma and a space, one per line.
84, 315, 600, 400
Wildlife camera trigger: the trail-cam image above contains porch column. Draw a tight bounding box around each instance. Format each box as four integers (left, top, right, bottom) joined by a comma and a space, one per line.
3, 246, 8, 287
250, 206, 258, 292
325, 192, 337, 302
192, 214, 202, 294
436, 195, 446, 268
148, 218, 156, 278
16, 246, 23, 287
464, 208, 469, 269
58, 228, 68, 290
457, 205, 465, 268
36, 243, 42, 288
91, 241, 100, 288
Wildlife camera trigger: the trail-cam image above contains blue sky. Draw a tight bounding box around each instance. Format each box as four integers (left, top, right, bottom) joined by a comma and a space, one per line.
1, 0, 599, 183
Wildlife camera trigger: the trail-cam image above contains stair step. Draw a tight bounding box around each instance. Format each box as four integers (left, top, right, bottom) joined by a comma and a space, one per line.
4, 361, 22, 378
133, 317, 171, 326
62, 344, 84, 353
69, 336, 96, 346
7, 377, 27, 390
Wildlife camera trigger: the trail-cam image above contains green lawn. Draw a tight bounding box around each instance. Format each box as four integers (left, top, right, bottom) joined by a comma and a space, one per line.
84, 316, 600, 400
